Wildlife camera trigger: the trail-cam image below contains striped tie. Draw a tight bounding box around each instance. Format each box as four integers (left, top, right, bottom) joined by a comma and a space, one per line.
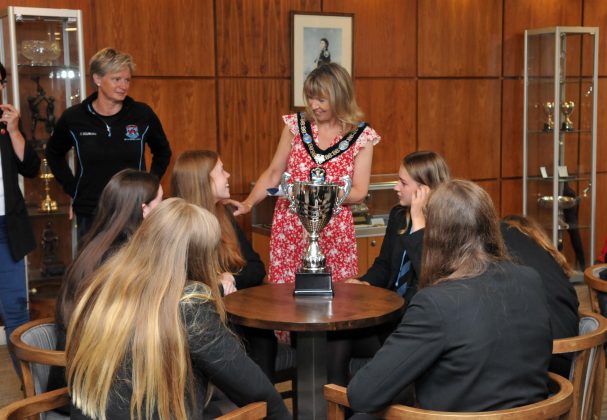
395, 249, 410, 296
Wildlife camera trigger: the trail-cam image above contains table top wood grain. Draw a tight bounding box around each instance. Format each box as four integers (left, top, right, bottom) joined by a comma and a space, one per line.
225, 282, 405, 332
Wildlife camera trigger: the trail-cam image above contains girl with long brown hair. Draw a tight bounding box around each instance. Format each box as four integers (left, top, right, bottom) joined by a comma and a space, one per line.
48, 169, 162, 393
348, 180, 552, 414
66, 198, 289, 420
336, 151, 450, 386
501, 214, 579, 377
171, 150, 265, 294
171, 150, 276, 379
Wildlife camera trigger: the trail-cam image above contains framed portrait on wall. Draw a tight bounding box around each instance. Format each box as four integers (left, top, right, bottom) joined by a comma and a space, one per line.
291, 12, 354, 109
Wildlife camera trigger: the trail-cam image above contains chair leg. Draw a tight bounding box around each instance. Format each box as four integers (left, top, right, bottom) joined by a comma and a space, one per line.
591, 351, 605, 420
19, 361, 35, 398
327, 400, 345, 420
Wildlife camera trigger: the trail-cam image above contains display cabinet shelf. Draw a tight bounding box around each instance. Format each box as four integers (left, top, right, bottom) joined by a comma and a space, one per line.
527, 176, 590, 183
527, 129, 592, 135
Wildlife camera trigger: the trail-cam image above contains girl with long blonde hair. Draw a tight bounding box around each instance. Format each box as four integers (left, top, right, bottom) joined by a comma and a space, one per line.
66, 198, 289, 420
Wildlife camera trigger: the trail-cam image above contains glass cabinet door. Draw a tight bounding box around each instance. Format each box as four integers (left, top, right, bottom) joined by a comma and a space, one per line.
524, 27, 598, 274
0, 7, 86, 291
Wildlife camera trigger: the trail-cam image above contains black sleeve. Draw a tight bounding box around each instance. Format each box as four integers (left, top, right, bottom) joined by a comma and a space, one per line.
145, 108, 171, 179
15, 136, 40, 178
347, 290, 445, 413
402, 229, 423, 273
232, 217, 266, 289
45, 115, 77, 197
360, 206, 402, 288
183, 296, 290, 420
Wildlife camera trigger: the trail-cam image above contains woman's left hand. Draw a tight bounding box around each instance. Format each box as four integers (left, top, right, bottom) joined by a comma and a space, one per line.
0, 104, 20, 134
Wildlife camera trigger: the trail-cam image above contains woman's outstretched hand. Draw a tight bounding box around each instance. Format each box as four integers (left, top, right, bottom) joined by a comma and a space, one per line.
222, 199, 251, 216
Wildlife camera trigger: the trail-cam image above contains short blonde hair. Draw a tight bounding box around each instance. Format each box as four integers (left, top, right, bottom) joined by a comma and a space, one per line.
303, 63, 363, 132
89, 47, 135, 77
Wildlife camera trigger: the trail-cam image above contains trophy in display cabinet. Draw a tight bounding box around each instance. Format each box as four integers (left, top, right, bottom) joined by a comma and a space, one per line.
39, 158, 58, 212
281, 167, 351, 296
543, 101, 555, 132
40, 221, 65, 277
560, 100, 575, 132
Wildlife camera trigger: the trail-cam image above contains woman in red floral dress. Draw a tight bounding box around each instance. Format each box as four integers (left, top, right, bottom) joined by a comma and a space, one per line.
233, 63, 380, 285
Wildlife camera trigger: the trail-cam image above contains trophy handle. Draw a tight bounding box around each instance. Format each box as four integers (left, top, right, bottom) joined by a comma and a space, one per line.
333, 175, 352, 215
281, 172, 297, 213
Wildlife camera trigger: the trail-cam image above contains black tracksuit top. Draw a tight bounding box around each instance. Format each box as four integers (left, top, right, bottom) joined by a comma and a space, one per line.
45, 92, 172, 216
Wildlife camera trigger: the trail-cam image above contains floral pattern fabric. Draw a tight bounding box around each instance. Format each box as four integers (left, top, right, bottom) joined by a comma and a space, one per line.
268, 114, 381, 284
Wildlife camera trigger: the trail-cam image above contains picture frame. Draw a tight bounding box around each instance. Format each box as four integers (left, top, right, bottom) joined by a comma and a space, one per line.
291, 12, 354, 109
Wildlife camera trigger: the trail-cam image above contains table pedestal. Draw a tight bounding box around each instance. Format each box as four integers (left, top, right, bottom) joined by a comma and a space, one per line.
297, 331, 327, 419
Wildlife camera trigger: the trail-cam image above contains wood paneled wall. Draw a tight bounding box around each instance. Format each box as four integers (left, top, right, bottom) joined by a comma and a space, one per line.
6, 0, 607, 259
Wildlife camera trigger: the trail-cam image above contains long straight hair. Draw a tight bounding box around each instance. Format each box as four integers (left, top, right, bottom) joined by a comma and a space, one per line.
303, 62, 363, 132
502, 214, 574, 277
420, 180, 508, 288
66, 198, 223, 420
56, 169, 159, 328
171, 150, 245, 272
397, 151, 451, 234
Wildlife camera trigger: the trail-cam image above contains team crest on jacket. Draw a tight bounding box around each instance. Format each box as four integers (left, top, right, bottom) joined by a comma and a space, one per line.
125, 124, 140, 141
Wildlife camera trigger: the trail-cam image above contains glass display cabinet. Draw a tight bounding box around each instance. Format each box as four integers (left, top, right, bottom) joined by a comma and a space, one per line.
0, 6, 85, 299
523, 27, 598, 274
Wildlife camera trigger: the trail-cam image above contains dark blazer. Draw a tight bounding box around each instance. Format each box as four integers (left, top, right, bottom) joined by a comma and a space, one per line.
360, 206, 423, 303
231, 213, 266, 289
500, 222, 579, 376
348, 262, 552, 413
0, 131, 40, 261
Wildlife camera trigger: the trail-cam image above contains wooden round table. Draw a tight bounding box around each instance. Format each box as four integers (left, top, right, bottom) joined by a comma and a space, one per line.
225, 282, 405, 419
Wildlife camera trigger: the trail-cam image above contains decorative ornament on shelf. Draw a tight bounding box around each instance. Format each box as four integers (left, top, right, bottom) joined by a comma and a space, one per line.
39, 158, 58, 212
21, 40, 61, 66
560, 100, 575, 132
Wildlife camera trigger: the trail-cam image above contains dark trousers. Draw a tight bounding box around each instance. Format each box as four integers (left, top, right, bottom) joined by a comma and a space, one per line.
0, 217, 29, 374
76, 213, 94, 246
233, 325, 278, 380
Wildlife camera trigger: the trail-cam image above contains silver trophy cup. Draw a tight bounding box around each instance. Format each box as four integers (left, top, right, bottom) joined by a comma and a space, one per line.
281, 170, 352, 296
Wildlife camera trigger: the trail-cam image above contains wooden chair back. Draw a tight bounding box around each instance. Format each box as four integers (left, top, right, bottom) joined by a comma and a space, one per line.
216, 402, 267, 419
0, 387, 69, 420
324, 372, 572, 419
0, 388, 265, 420
584, 264, 607, 315
552, 311, 607, 420
9, 318, 65, 397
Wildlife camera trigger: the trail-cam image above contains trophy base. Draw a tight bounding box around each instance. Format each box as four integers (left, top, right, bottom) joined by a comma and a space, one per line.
294, 269, 334, 297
